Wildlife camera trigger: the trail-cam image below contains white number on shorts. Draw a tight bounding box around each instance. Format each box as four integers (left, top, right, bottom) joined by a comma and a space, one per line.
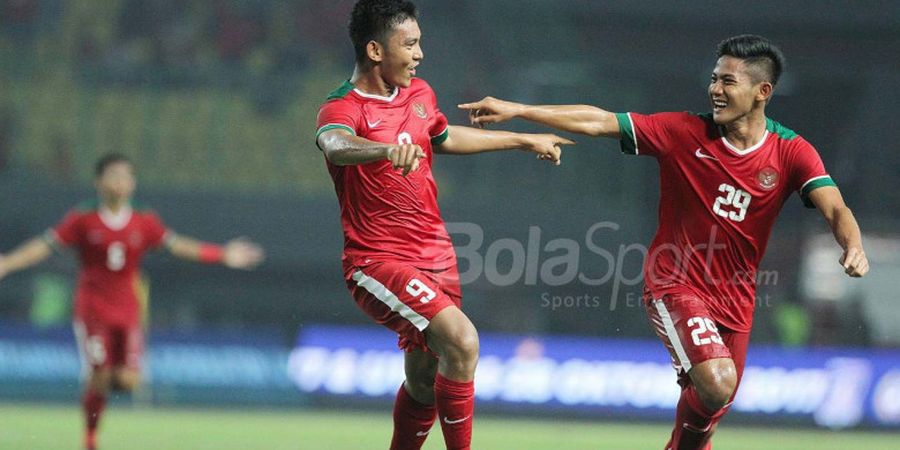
86, 335, 107, 365
406, 278, 437, 304
397, 132, 413, 145
687, 317, 724, 346
107, 241, 126, 271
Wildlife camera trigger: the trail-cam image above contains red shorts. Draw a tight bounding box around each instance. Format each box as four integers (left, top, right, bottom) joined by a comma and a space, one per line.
346, 260, 462, 352
73, 319, 144, 374
644, 290, 749, 385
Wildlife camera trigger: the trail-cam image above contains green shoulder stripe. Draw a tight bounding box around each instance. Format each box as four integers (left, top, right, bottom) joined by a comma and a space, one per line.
800, 176, 837, 208
431, 127, 449, 146
326, 80, 354, 100
766, 117, 799, 140
616, 112, 637, 155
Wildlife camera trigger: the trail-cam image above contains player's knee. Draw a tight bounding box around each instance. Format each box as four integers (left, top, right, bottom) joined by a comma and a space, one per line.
113, 371, 142, 392
696, 365, 737, 411
89, 369, 113, 393
446, 326, 479, 364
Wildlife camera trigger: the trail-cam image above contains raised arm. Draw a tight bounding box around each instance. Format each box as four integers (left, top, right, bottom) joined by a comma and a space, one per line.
317, 128, 425, 176
0, 237, 54, 281
435, 125, 574, 165
165, 234, 264, 270
808, 186, 868, 277
458, 97, 621, 138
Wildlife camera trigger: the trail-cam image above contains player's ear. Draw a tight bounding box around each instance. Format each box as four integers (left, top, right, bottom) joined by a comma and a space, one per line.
756, 81, 773, 102
366, 40, 384, 63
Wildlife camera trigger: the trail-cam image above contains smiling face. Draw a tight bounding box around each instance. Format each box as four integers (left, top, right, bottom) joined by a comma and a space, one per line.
708, 55, 773, 125
373, 18, 423, 88
95, 161, 136, 204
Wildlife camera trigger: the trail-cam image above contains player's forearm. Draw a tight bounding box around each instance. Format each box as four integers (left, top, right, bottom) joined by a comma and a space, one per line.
319, 133, 392, 166
437, 126, 528, 155
517, 104, 620, 138
828, 206, 863, 251
0, 238, 53, 276
166, 235, 223, 264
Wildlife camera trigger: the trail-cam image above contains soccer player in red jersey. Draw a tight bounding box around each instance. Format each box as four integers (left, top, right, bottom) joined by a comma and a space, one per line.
0, 153, 264, 450
460, 35, 869, 449
315, 1, 573, 448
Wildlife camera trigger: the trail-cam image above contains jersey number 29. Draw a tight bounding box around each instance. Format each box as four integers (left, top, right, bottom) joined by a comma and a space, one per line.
712, 183, 751, 222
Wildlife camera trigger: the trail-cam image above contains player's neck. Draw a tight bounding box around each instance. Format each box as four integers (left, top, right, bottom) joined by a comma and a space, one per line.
720, 111, 767, 150
101, 198, 130, 214
350, 66, 396, 98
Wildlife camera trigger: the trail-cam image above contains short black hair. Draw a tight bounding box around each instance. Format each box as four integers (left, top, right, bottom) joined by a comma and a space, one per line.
349, 0, 418, 64
95, 153, 131, 177
717, 35, 785, 86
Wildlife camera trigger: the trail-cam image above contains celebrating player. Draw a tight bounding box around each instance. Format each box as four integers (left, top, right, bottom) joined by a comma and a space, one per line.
315, 1, 574, 449
460, 35, 868, 449
0, 153, 265, 450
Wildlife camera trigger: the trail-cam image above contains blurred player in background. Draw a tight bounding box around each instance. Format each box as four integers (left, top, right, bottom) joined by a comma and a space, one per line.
460, 35, 868, 450
315, 1, 574, 448
0, 153, 265, 450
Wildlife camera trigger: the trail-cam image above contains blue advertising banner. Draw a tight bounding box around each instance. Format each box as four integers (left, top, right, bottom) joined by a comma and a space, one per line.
288, 324, 900, 429
0, 322, 298, 405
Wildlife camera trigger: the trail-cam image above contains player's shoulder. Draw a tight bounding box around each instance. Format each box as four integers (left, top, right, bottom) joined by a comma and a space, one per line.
324, 79, 355, 102
765, 117, 803, 142
765, 117, 815, 152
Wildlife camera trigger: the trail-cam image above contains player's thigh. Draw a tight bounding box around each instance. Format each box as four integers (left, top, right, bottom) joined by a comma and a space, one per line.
108, 324, 144, 390
423, 306, 478, 360
645, 293, 733, 377
73, 320, 115, 390
347, 261, 458, 352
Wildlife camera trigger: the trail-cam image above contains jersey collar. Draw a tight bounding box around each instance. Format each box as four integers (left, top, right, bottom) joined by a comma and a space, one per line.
720, 130, 769, 156
98, 204, 133, 231
353, 86, 399, 102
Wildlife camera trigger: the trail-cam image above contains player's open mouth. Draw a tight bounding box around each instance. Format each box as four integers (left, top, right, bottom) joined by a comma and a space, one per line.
408, 67, 417, 76
712, 99, 727, 112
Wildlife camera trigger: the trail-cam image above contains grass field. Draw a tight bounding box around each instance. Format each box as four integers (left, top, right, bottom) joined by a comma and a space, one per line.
2, 403, 897, 450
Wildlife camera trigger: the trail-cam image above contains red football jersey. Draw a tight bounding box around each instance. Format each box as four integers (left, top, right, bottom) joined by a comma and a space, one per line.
46, 200, 169, 326
315, 78, 455, 274
617, 112, 834, 332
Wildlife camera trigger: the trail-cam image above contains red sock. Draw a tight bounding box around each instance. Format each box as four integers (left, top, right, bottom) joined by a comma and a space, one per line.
667, 386, 725, 450
434, 373, 474, 450
82, 388, 106, 445
390, 384, 437, 450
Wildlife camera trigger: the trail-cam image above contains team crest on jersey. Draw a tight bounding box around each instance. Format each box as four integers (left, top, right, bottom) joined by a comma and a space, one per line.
757, 167, 779, 190
413, 103, 427, 119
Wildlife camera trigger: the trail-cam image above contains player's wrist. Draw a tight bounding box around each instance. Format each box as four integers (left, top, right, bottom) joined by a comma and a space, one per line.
198, 243, 224, 264
384, 146, 396, 160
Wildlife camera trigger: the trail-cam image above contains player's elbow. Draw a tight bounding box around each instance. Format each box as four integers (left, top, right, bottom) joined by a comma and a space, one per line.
322, 147, 349, 166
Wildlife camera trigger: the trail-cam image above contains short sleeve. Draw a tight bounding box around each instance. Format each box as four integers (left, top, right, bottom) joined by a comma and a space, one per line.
615, 112, 690, 159
142, 211, 170, 249
45, 210, 82, 248
426, 86, 449, 146
788, 138, 836, 208
315, 99, 362, 149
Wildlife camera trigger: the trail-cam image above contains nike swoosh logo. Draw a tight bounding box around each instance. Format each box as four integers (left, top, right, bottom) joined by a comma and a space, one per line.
367, 119, 382, 128
415, 431, 430, 437
443, 415, 470, 425
694, 148, 717, 160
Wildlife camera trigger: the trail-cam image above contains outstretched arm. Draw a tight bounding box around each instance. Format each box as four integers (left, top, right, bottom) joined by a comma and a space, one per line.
809, 186, 868, 277
0, 237, 54, 281
165, 234, 264, 270
435, 125, 574, 165
317, 128, 425, 176
458, 97, 621, 138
